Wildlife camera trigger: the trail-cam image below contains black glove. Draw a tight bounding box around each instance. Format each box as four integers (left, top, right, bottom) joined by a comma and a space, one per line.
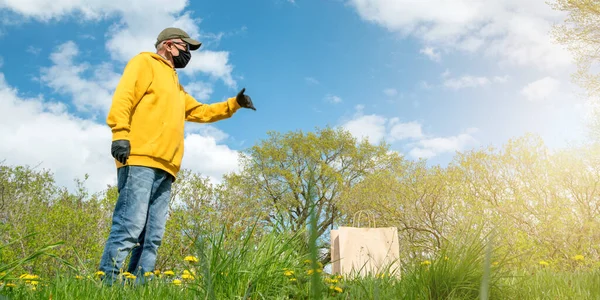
111, 140, 130, 165
236, 88, 256, 111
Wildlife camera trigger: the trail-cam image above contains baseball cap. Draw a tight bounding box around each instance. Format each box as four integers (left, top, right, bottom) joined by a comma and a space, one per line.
155, 27, 202, 51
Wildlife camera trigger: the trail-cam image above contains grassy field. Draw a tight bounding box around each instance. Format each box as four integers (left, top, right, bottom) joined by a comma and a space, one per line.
2, 262, 599, 299
2, 226, 600, 300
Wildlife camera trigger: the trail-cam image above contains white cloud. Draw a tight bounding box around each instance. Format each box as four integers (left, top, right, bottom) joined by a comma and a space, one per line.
383, 88, 398, 97
340, 107, 478, 159
0, 71, 241, 194
0, 72, 116, 194
443, 74, 508, 90
388, 119, 423, 141
325, 94, 343, 104
0, 0, 237, 88
181, 50, 236, 88
185, 81, 214, 101
408, 131, 478, 159
420, 47, 441, 62
0, 0, 183, 21
180, 134, 241, 183
39, 41, 121, 114
419, 81, 433, 90
493, 75, 510, 83
443, 75, 490, 90
342, 114, 387, 144
521, 76, 561, 102
305, 77, 320, 85
348, 0, 573, 71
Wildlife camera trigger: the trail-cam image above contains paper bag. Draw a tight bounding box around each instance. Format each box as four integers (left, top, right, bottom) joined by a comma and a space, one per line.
330, 212, 400, 277
330, 229, 340, 274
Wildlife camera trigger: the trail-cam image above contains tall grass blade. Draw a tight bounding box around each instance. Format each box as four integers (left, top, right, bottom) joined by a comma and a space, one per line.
307, 167, 322, 299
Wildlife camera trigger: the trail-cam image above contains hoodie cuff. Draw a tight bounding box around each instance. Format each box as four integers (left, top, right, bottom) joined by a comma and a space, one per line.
228, 96, 241, 112
112, 129, 129, 141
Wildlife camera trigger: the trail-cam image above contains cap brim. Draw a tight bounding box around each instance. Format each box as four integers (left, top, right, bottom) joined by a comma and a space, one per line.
182, 37, 202, 50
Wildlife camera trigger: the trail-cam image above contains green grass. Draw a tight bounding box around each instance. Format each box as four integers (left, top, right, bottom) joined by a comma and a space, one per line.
2, 224, 599, 299
2, 260, 599, 299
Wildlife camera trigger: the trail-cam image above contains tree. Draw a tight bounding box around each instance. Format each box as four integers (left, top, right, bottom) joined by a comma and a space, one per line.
550, 0, 600, 139
338, 157, 459, 260
220, 127, 398, 255
551, 0, 600, 96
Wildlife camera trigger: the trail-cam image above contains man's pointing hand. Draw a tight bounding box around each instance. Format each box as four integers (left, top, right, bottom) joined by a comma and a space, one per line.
236, 88, 256, 111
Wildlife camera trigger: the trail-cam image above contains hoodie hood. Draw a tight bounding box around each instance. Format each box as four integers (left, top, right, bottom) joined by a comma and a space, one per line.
144, 52, 174, 69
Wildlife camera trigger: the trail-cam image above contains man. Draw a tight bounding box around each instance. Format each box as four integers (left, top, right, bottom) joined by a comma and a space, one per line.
98, 27, 256, 284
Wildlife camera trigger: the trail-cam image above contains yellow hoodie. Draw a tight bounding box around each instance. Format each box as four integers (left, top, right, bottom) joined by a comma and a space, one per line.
106, 52, 241, 179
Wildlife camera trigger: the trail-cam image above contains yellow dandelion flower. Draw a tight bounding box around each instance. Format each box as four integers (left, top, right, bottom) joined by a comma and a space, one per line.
307, 269, 314, 275
182, 274, 195, 280
421, 260, 431, 266
154, 270, 161, 276
283, 270, 294, 277
182, 270, 195, 280
303, 259, 323, 268
492, 261, 499, 266
334, 286, 343, 293
125, 274, 136, 280
6, 283, 16, 288
122, 272, 133, 276
144, 271, 154, 277
336, 275, 343, 280
75, 275, 83, 280
0, 272, 5, 277
163, 270, 175, 276
20, 274, 40, 282
173, 279, 182, 286
184, 256, 199, 263
539, 260, 549, 266
444, 256, 449, 261
289, 278, 297, 282
329, 285, 335, 290
572, 255, 584, 261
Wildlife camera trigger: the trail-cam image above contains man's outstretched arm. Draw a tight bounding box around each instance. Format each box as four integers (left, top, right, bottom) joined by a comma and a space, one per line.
184, 88, 256, 123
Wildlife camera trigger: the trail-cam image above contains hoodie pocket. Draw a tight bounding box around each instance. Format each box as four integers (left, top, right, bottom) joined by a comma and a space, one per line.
151, 124, 183, 163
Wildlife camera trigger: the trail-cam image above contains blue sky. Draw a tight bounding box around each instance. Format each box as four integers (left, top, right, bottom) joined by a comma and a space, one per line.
0, 0, 590, 193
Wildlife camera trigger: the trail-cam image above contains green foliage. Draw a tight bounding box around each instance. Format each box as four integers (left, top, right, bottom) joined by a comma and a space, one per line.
0, 163, 111, 276
0, 222, 524, 299
0, 233, 65, 282
2, 125, 600, 298
549, 0, 600, 141
183, 223, 310, 299
220, 126, 398, 263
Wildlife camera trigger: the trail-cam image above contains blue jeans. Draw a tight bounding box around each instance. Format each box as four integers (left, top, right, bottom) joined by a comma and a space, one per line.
98, 165, 173, 285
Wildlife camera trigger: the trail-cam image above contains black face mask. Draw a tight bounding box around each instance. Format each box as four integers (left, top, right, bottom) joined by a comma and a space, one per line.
172, 48, 191, 68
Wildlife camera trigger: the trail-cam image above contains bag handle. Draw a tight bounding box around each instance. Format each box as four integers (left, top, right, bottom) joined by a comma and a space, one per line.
352, 210, 376, 228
